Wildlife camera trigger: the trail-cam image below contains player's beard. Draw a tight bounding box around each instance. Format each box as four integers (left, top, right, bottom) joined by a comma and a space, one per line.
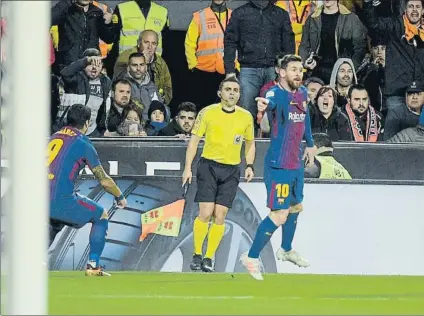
287, 77, 301, 90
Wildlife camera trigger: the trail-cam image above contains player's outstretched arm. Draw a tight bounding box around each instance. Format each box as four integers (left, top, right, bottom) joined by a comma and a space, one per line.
92, 165, 127, 208
182, 134, 201, 185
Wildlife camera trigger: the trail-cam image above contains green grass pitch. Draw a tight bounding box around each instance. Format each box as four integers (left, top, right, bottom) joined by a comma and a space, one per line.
49, 272, 424, 315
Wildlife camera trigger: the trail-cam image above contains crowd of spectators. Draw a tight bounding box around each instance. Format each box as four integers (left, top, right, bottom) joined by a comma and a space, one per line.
2, 0, 424, 144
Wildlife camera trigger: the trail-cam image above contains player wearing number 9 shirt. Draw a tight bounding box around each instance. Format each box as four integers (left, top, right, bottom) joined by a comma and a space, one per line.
48, 104, 127, 277
241, 55, 317, 280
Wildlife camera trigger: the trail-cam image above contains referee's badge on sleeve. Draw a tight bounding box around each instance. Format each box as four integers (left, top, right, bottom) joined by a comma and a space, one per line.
234, 135, 243, 144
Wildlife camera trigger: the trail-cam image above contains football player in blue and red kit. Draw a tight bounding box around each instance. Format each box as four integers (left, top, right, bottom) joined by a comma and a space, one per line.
241, 54, 317, 280
48, 104, 127, 276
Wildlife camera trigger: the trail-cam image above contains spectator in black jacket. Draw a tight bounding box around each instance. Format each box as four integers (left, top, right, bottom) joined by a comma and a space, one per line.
310, 86, 352, 141
362, 0, 424, 116
224, 0, 295, 122
158, 102, 197, 137
51, 0, 116, 73
387, 110, 424, 143
106, 78, 133, 133
356, 35, 386, 114
58, 48, 111, 137
300, 1, 368, 84
344, 84, 384, 142
383, 81, 423, 140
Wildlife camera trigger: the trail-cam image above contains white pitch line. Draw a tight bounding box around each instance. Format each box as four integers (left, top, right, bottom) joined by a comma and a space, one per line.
58, 294, 256, 300
56, 294, 424, 302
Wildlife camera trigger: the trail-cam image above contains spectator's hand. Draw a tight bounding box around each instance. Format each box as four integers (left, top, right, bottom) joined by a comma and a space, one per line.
244, 167, 254, 182
87, 56, 102, 67
303, 146, 317, 168
304, 56, 317, 70
103, 10, 113, 24
182, 168, 192, 186
226, 73, 236, 79
255, 97, 269, 113
138, 131, 147, 136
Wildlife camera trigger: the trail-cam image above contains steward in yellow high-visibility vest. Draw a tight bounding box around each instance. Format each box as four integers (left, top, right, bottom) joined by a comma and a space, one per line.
184, 0, 238, 109
275, 0, 316, 54
113, 0, 169, 55
305, 133, 352, 180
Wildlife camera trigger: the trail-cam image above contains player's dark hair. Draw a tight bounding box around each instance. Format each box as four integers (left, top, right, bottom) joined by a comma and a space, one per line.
112, 78, 132, 92
67, 104, 91, 129
314, 86, 338, 105
274, 52, 286, 67
348, 83, 368, 99
128, 52, 145, 62
313, 133, 333, 149
277, 54, 303, 69
218, 76, 240, 91
304, 76, 325, 87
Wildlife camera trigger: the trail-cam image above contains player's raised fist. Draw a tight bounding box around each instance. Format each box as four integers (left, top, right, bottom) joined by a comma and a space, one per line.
255, 97, 269, 112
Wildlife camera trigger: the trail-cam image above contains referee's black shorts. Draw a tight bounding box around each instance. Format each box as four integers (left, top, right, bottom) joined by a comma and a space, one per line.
195, 157, 240, 208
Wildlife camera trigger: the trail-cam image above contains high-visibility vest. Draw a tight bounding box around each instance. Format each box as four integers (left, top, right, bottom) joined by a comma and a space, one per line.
93, 1, 113, 58
275, 1, 314, 54
118, 1, 168, 55
315, 155, 352, 180
193, 7, 232, 74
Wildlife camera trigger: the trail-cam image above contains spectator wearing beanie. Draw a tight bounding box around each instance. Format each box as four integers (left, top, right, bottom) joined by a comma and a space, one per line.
145, 100, 167, 136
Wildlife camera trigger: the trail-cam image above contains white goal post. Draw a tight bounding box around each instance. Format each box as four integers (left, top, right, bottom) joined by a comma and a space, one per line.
5, 1, 50, 314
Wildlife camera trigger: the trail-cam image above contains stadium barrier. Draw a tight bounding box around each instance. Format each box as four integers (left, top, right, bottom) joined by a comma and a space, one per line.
2, 139, 424, 275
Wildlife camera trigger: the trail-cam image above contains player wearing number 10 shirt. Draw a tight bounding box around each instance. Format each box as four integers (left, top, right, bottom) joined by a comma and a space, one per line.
48, 104, 127, 277
241, 55, 317, 280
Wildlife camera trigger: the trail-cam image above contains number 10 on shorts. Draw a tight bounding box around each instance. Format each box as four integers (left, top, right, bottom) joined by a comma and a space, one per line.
275, 183, 289, 198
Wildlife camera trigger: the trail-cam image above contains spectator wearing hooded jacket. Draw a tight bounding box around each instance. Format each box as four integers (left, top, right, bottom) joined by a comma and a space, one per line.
362, 0, 424, 116
310, 85, 352, 141
58, 48, 111, 136
329, 58, 358, 108
299, 0, 368, 84
116, 52, 162, 121
383, 81, 423, 140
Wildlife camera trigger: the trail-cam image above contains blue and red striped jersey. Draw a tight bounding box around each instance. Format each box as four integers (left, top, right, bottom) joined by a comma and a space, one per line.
264, 84, 314, 170
48, 126, 101, 200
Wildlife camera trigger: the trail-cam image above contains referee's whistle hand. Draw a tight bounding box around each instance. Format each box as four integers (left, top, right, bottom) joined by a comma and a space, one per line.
256, 97, 269, 112
182, 169, 193, 186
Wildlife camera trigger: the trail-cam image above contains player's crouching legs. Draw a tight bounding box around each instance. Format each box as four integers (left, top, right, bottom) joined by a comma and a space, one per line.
85, 208, 110, 276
